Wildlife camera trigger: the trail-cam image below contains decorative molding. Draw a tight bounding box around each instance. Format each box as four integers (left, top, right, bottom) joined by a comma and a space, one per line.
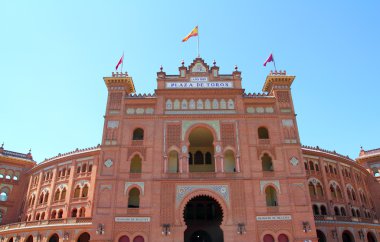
125, 182, 144, 195
260, 180, 281, 194
100, 185, 112, 191
176, 185, 230, 207
165, 110, 236, 115
182, 120, 220, 141
104, 159, 113, 168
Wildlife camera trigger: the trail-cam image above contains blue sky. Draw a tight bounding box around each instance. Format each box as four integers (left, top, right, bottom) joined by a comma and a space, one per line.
1, 1, 379, 162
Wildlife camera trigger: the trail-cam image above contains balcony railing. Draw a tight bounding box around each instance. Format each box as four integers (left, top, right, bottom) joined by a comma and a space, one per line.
313, 215, 379, 224
0, 217, 92, 232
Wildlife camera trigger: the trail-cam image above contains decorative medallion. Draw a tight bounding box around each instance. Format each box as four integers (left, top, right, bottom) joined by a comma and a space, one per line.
289, 157, 299, 166
104, 159, 113, 168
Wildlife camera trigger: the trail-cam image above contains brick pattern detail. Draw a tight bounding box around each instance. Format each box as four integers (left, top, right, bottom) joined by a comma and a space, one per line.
160, 183, 175, 224
257, 220, 292, 232
276, 91, 290, 103
114, 222, 150, 232
167, 124, 181, 150
109, 92, 123, 110
127, 147, 146, 159
231, 181, 246, 222
221, 123, 235, 147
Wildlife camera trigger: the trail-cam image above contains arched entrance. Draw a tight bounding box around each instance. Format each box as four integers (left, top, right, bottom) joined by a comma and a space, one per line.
77, 232, 90, 242
118, 236, 130, 242
26, 236, 33, 242
316, 230, 327, 242
368, 232, 377, 242
48, 234, 59, 242
184, 195, 223, 242
342, 230, 355, 242
188, 127, 215, 172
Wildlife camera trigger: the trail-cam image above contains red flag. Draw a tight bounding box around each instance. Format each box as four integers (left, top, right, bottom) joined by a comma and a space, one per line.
263, 53, 274, 67
115, 53, 124, 71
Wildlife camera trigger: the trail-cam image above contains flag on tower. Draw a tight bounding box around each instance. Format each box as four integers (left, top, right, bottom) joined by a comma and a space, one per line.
263, 53, 274, 67
115, 53, 124, 71
182, 26, 199, 42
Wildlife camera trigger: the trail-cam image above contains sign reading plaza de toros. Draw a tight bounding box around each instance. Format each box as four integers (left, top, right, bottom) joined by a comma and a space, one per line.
166, 77, 233, 89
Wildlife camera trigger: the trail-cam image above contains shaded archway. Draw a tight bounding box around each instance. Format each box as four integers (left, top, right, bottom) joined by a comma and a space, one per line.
132, 236, 144, 242
188, 127, 215, 172
316, 230, 327, 242
342, 230, 355, 242
26, 236, 33, 242
184, 195, 223, 242
278, 234, 289, 242
263, 234, 275, 242
367, 232, 377, 242
77, 233, 90, 242
118, 235, 130, 242
49, 234, 59, 242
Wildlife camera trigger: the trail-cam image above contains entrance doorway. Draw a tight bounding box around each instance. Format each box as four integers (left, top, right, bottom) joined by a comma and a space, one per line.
184, 195, 224, 242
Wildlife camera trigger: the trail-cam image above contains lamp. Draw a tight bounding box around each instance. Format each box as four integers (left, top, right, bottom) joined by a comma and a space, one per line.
358, 229, 364, 240
237, 223, 246, 235
162, 224, 171, 236
63, 232, 69, 241
302, 221, 311, 233
331, 229, 338, 239
96, 223, 105, 235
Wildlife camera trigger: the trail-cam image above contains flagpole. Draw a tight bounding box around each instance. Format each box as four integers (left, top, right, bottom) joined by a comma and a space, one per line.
197, 26, 200, 57
272, 53, 277, 71
121, 51, 124, 73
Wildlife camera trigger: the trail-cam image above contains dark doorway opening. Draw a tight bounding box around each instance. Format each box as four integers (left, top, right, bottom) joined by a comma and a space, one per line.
184, 195, 224, 242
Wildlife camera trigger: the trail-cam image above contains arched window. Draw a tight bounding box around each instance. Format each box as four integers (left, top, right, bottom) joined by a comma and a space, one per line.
118, 236, 130, 242
330, 185, 336, 198
77, 166, 81, 174
223, 150, 236, 172
315, 164, 319, 171
337, 187, 343, 199
49, 234, 59, 242
39, 193, 44, 204
41, 212, 45, 220
356, 209, 360, 217
132, 128, 144, 140
88, 164, 92, 172
58, 209, 63, 218
60, 188, 66, 200
194, 151, 204, 164
258, 127, 269, 139
77, 233, 91, 242
82, 185, 89, 197
168, 150, 179, 173
130, 155, 142, 173
320, 205, 327, 215
79, 207, 85, 217
316, 183, 324, 197
341, 207, 346, 216
0, 192, 8, 201
352, 190, 356, 201
351, 208, 356, 217
188, 152, 193, 165
74, 186, 81, 198
205, 152, 212, 165
304, 162, 308, 170
132, 236, 144, 242
35, 213, 40, 220
51, 210, 57, 219
308, 182, 316, 196
128, 188, 140, 208
278, 234, 289, 242
309, 161, 314, 170
347, 188, 352, 200
334, 206, 340, 216
44, 192, 49, 203
263, 234, 275, 242
265, 186, 278, 206
312, 204, 320, 215
262, 153, 273, 171
81, 164, 87, 173
71, 208, 77, 217
54, 190, 60, 201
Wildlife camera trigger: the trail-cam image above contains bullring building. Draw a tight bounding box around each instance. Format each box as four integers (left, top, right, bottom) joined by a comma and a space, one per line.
0, 58, 380, 242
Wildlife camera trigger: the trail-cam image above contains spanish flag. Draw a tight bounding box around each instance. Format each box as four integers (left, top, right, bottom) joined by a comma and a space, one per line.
182, 26, 198, 42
